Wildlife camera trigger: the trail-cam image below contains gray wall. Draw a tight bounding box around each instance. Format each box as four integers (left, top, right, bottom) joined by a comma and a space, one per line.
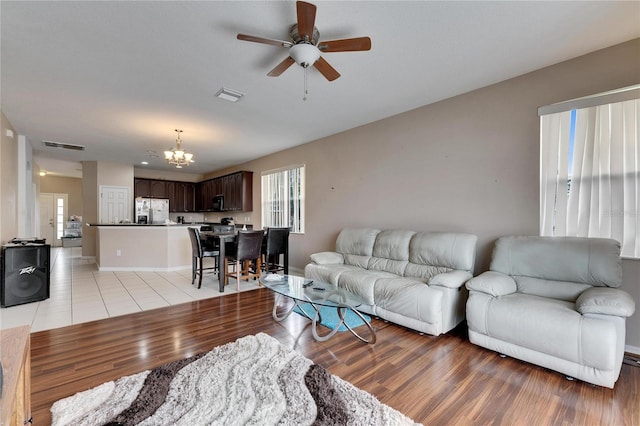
224, 39, 640, 349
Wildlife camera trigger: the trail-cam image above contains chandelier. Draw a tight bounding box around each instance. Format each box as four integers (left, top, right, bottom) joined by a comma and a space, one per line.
164, 129, 194, 168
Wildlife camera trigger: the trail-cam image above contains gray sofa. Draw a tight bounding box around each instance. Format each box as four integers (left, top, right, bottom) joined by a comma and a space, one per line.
466, 236, 635, 388
304, 228, 478, 336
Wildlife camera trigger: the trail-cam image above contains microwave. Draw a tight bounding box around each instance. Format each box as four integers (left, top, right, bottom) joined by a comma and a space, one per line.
212, 195, 224, 212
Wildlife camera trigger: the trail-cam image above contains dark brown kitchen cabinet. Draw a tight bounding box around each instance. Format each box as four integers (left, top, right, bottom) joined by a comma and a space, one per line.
135, 178, 195, 212
135, 178, 167, 198
134, 178, 151, 197
136, 178, 169, 198
195, 179, 212, 211
149, 180, 168, 198
175, 182, 195, 212
166, 181, 176, 210
220, 171, 252, 211
194, 171, 253, 212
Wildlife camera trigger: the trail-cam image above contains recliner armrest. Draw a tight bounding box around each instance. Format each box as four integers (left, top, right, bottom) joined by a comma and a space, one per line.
466, 271, 517, 296
309, 251, 344, 265
576, 287, 636, 317
429, 270, 473, 289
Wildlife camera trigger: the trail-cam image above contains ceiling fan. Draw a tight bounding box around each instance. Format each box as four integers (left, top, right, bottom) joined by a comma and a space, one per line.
237, 0, 371, 83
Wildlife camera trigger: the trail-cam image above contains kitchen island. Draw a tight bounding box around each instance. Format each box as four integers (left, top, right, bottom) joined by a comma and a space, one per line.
92, 224, 194, 271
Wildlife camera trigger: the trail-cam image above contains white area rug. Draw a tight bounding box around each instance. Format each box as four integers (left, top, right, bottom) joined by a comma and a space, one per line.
51, 333, 420, 425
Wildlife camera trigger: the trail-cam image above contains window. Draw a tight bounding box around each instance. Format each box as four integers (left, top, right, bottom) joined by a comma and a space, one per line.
261, 165, 305, 233
540, 88, 639, 258
56, 197, 65, 240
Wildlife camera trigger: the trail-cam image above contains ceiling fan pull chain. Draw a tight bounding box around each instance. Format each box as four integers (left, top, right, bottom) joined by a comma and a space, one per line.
303, 67, 309, 101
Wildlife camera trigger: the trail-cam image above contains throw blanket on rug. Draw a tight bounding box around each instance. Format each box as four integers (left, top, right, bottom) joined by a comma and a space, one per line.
51, 333, 420, 426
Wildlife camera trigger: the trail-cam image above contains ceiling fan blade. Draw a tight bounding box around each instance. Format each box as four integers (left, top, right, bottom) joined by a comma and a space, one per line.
296, 1, 317, 42
318, 37, 372, 52
267, 56, 296, 77
313, 57, 340, 81
237, 33, 293, 48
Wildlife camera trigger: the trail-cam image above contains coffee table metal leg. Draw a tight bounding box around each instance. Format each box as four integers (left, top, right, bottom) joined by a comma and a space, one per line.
338, 306, 377, 344
272, 294, 295, 321
311, 307, 342, 342
271, 291, 375, 344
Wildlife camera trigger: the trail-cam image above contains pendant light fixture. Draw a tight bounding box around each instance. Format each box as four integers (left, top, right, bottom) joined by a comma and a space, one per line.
164, 129, 194, 168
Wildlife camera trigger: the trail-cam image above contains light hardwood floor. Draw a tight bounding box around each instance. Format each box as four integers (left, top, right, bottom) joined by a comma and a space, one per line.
31, 289, 639, 425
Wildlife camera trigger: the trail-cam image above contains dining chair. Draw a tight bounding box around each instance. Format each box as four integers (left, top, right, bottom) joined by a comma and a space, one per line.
187, 227, 219, 289
262, 227, 290, 274
224, 230, 264, 291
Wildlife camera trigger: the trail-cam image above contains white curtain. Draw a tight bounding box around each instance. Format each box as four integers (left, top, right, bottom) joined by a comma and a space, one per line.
261, 166, 305, 233
540, 99, 640, 258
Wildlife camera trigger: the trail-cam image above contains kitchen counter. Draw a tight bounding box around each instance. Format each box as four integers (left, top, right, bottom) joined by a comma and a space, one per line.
94, 225, 193, 271
88, 223, 192, 226
88, 223, 246, 227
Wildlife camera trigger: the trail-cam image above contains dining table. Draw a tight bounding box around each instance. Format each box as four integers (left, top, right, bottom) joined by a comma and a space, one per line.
199, 231, 239, 292
199, 229, 289, 292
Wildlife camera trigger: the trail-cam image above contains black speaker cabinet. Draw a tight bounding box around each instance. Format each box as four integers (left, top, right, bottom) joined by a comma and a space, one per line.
1, 244, 50, 308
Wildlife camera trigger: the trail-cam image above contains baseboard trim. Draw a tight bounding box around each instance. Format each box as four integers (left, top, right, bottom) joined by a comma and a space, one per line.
97, 265, 191, 272
288, 266, 304, 276
625, 344, 640, 356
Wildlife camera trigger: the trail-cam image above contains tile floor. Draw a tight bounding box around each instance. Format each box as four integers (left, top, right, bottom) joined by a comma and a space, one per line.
0, 247, 260, 332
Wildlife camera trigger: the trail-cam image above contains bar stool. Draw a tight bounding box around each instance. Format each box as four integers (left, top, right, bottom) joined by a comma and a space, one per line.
262, 227, 290, 274
187, 227, 219, 289
224, 230, 264, 291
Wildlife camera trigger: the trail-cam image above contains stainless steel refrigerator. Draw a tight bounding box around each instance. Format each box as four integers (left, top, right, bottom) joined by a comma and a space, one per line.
135, 198, 169, 224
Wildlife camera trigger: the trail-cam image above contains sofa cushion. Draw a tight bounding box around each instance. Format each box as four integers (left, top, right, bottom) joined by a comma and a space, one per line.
480, 293, 617, 370
304, 263, 361, 285
371, 230, 415, 261
576, 287, 636, 317
514, 276, 591, 302
309, 251, 344, 265
374, 278, 443, 325
466, 271, 517, 296
336, 228, 380, 256
334, 228, 379, 268
337, 270, 398, 305
429, 270, 473, 289
404, 264, 450, 283
490, 236, 622, 288
407, 232, 477, 273
343, 254, 373, 269
368, 257, 409, 276
367, 230, 414, 275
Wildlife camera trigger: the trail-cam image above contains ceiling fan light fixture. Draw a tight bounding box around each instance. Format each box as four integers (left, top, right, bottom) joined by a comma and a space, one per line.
290, 43, 320, 68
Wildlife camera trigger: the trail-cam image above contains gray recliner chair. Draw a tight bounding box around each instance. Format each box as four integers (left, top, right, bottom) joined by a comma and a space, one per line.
466, 236, 635, 388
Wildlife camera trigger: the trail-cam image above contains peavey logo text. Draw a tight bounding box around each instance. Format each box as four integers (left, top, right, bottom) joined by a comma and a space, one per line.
19, 266, 37, 275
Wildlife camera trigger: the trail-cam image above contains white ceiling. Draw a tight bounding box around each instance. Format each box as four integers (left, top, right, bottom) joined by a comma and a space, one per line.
2, 1, 639, 179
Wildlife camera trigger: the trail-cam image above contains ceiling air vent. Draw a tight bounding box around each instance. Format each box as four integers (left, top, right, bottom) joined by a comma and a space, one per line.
42, 140, 86, 151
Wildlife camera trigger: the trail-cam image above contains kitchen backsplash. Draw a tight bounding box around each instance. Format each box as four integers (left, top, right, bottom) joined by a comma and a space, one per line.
168, 212, 254, 225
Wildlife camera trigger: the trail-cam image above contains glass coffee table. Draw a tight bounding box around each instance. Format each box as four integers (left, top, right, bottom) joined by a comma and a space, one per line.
260, 274, 376, 344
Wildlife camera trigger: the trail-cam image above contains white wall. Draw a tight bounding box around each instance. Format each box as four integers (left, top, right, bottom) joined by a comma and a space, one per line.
17, 134, 35, 237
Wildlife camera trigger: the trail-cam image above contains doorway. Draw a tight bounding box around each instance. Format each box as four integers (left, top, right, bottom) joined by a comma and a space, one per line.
39, 193, 68, 247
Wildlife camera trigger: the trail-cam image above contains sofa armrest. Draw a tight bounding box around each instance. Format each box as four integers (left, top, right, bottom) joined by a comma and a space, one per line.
576, 287, 636, 317
466, 271, 517, 297
309, 251, 345, 265
429, 270, 473, 289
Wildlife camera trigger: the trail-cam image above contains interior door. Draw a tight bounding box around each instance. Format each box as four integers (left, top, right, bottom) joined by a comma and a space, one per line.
100, 186, 131, 223
39, 193, 55, 245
